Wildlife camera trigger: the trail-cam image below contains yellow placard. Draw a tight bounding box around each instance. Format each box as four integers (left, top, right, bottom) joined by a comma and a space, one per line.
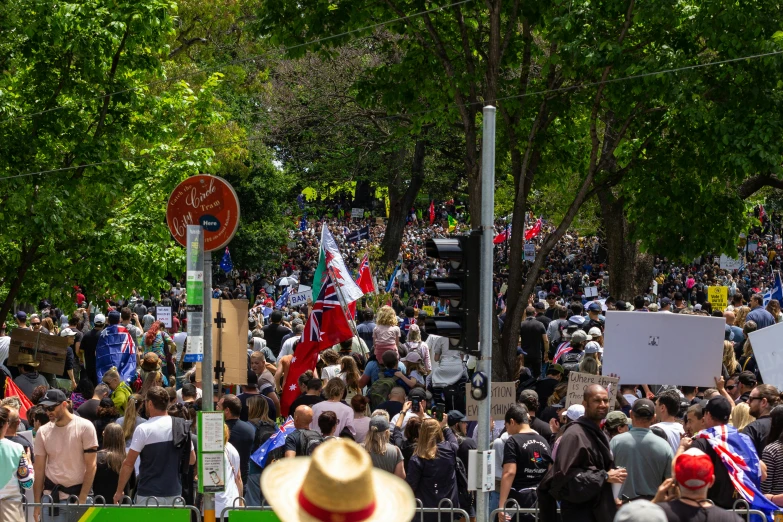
422, 305, 435, 316
708, 286, 728, 311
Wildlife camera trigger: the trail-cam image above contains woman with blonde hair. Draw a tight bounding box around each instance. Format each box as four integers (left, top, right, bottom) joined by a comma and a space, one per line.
319, 350, 341, 383
735, 305, 751, 328
578, 356, 600, 375
364, 415, 405, 478
730, 402, 755, 430
339, 356, 362, 401
247, 395, 274, 426
740, 320, 760, 377
309, 378, 356, 437
406, 417, 459, 520
767, 299, 783, 323
117, 394, 145, 448
723, 340, 740, 376
395, 352, 427, 389
404, 324, 431, 371
373, 305, 401, 362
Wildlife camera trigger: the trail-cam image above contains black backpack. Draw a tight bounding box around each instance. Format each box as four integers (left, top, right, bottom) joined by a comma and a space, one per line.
297, 429, 325, 456
560, 351, 584, 374
455, 456, 473, 510
252, 421, 278, 454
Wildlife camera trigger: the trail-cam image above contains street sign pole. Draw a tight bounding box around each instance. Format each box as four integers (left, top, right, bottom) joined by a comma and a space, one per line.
202, 250, 215, 522
476, 105, 496, 522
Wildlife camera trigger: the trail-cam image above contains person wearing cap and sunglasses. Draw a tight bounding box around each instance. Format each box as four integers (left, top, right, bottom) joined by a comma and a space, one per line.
33, 389, 98, 522
652, 448, 743, 522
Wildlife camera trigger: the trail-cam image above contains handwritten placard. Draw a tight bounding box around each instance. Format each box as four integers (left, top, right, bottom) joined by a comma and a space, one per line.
564, 371, 619, 410
466, 382, 515, 421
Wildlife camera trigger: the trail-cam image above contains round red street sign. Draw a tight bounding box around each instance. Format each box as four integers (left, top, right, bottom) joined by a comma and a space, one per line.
166, 175, 240, 251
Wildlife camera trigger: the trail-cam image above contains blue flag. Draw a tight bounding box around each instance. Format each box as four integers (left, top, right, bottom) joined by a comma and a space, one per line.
95, 325, 137, 384
296, 194, 305, 210
250, 417, 295, 468
385, 263, 400, 293
219, 247, 233, 274
275, 287, 290, 309
762, 271, 783, 307
300, 216, 308, 232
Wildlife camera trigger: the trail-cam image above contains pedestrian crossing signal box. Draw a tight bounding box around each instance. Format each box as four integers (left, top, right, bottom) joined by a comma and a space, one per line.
467, 449, 495, 492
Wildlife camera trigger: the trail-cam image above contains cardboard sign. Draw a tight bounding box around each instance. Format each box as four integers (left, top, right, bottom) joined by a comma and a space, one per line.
564, 371, 619, 410
466, 382, 515, 421
524, 243, 536, 262
601, 312, 725, 388
351, 208, 364, 218
157, 306, 172, 328
8, 329, 69, 375
708, 286, 728, 311
719, 254, 742, 271
290, 289, 312, 307
748, 321, 783, 390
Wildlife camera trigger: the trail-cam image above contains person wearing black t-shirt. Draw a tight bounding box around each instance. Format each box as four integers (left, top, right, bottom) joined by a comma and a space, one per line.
518, 389, 553, 443
288, 378, 325, 414
519, 308, 548, 378
499, 404, 552, 519
219, 394, 256, 484
262, 311, 292, 357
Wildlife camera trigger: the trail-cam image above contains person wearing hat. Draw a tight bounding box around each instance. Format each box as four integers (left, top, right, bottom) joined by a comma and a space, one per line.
653, 449, 744, 521
604, 411, 630, 440
583, 302, 604, 332
498, 404, 552, 518
79, 313, 106, 386
610, 399, 674, 501
390, 388, 432, 432
0, 406, 34, 522
588, 327, 603, 347
13, 312, 29, 331
735, 370, 757, 404
363, 415, 405, 478
557, 330, 588, 372
33, 389, 99, 520
533, 365, 564, 415
533, 301, 552, 329
262, 438, 415, 522
659, 297, 673, 313
13, 353, 48, 400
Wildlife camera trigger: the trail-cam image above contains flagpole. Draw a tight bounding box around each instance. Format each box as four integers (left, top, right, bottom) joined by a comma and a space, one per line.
327, 265, 361, 340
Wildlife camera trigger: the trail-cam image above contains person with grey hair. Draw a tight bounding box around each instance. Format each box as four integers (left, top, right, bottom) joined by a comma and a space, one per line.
278, 323, 304, 358
498, 404, 552, 518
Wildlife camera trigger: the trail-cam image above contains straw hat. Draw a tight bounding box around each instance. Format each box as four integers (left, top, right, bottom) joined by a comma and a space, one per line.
16, 353, 39, 367
261, 438, 415, 522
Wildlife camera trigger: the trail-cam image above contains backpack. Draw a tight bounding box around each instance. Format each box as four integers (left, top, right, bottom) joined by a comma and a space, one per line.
455, 456, 473, 510
297, 429, 325, 456
367, 375, 397, 410
252, 421, 278, 454
560, 351, 584, 374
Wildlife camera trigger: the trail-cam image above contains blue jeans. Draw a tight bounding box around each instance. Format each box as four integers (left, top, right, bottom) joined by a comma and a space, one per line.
244, 473, 263, 507
489, 490, 500, 515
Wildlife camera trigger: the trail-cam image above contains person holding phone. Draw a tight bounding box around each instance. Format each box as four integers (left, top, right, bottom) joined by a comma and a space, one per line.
390, 388, 431, 432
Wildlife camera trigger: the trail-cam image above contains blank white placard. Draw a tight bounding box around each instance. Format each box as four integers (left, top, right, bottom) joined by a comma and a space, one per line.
601, 311, 725, 388
748, 321, 783, 390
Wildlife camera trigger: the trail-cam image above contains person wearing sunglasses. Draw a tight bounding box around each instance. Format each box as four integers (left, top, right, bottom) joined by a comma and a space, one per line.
32, 389, 98, 522
28, 314, 49, 334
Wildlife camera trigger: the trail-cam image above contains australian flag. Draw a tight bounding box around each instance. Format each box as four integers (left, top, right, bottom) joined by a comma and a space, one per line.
96, 325, 136, 384
276, 287, 290, 309
697, 425, 778, 521
250, 416, 295, 468
346, 226, 370, 243
219, 247, 233, 274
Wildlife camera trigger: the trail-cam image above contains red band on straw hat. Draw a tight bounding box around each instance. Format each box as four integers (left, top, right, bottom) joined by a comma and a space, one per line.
298, 490, 376, 522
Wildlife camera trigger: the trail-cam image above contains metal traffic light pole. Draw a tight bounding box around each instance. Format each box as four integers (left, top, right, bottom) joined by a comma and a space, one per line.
476, 106, 496, 522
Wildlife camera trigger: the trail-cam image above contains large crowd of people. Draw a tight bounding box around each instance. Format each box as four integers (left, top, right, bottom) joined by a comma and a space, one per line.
0, 202, 781, 522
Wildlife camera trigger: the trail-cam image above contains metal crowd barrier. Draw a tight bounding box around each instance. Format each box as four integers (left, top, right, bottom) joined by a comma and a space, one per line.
22, 495, 201, 521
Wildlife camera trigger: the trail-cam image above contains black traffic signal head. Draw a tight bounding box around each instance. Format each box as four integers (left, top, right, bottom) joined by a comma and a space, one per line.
423, 232, 481, 353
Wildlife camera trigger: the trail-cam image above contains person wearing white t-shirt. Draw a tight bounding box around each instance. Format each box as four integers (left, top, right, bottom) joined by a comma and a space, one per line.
655, 390, 685, 453
215, 424, 242, 517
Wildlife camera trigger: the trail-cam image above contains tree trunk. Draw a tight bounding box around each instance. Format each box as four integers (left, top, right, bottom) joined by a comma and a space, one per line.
0, 244, 40, 324
380, 140, 427, 264
598, 188, 653, 300
353, 179, 373, 208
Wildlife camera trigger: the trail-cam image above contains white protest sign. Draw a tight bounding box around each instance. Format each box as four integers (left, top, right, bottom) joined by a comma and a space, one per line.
748, 322, 783, 390
564, 372, 620, 410
157, 306, 172, 328
524, 243, 536, 262
290, 289, 313, 307
601, 312, 725, 388
584, 286, 598, 298
719, 254, 742, 271
351, 208, 364, 218
466, 382, 515, 421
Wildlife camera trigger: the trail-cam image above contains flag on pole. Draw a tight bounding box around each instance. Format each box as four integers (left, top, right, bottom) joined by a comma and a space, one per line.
356, 254, 376, 294
3, 377, 33, 419
276, 287, 291, 309
448, 215, 457, 232
312, 223, 365, 303
96, 325, 137, 384
280, 274, 354, 416
219, 247, 233, 274
385, 263, 401, 293
250, 416, 295, 468
759, 204, 767, 223
429, 201, 435, 225
762, 271, 783, 307
524, 218, 543, 240
299, 215, 308, 232
697, 425, 778, 520
493, 225, 511, 244
345, 226, 370, 243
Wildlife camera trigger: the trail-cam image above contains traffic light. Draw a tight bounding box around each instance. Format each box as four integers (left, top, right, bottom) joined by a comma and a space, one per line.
424, 231, 481, 353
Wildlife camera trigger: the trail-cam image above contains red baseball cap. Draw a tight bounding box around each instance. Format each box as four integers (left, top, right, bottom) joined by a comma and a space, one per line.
674, 450, 714, 490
